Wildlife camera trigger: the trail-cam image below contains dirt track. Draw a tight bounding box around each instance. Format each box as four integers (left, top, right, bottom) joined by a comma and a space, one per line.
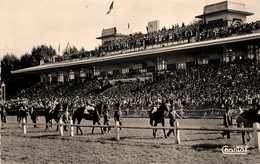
1, 117, 259, 164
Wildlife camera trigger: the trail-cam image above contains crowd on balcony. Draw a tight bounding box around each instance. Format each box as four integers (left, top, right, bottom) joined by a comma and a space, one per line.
51, 21, 260, 63
97, 21, 259, 55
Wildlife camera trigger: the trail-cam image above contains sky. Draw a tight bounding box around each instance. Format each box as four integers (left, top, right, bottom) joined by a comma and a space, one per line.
0, 0, 260, 59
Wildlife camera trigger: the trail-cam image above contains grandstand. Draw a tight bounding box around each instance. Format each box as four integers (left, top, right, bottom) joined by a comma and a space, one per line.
10, 1, 260, 115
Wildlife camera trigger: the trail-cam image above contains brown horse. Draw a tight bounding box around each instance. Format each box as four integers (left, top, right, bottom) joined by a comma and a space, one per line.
236, 107, 260, 144
149, 102, 169, 138
72, 103, 103, 135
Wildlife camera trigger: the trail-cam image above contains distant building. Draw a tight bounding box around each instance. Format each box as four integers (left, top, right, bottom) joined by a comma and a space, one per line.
96, 27, 128, 44
196, 1, 254, 28
148, 20, 159, 32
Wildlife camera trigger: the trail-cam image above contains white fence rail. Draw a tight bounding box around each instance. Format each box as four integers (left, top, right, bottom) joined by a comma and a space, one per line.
3, 117, 260, 149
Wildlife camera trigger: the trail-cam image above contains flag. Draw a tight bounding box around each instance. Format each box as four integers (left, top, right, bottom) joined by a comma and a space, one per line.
128, 23, 130, 29
106, 1, 114, 15
58, 44, 60, 53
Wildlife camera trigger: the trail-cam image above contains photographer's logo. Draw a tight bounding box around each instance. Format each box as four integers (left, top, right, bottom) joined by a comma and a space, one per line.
222, 145, 248, 155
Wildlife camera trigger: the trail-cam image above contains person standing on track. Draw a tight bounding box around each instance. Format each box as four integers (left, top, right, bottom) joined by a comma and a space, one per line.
167, 105, 181, 138
103, 103, 111, 133
221, 105, 232, 139
0, 102, 7, 125
30, 105, 38, 128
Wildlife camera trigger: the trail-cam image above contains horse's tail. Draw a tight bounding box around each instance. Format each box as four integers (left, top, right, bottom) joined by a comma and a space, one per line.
72, 112, 76, 124
149, 112, 153, 126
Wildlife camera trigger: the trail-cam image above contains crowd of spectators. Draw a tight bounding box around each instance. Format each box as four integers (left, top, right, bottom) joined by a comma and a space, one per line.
5, 58, 258, 115
51, 21, 260, 62
97, 21, 259, 55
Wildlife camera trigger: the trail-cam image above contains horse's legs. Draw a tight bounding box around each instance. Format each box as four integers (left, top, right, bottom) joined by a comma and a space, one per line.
242, 132, 245, 144
92, 121, 96, 135
45, 118, 49, 131
49, 120, 52, 127
108, 122, 111, 133
246, 132, 251, 142
63, 117, 68, 131
56, 119, 59, 132
103, 120, 107, 133
161, 120, 167, 138
17, 117, 21, 128
97, 121, 104, 134
150, 118, 153, 126
77, 119, 83, 135
153, 122, 158, 138
73, 118, 78, 135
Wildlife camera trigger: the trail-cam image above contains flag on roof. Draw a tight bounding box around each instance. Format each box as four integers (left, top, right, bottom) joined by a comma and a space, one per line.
106, 1, 114, 15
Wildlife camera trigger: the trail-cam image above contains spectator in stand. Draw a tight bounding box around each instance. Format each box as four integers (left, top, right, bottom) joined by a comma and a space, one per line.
15, 58, 259, 117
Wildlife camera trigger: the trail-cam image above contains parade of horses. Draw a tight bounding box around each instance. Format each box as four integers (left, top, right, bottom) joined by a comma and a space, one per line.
1, 0, 260, 163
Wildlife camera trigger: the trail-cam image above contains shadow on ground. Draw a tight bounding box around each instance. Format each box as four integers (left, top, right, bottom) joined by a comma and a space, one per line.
191, 143, 230, 152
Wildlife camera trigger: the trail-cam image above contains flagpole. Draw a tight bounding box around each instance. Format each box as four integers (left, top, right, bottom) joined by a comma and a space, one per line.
114, 0, 117, 28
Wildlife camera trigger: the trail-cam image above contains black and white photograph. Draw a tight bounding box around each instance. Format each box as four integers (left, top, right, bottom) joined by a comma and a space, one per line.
0, 0, 260, 163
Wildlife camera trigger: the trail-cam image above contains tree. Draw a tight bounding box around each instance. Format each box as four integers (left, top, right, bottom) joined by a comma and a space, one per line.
31, 45, 57, 65
1, 54, 21, 98
20, 53, 33, 69
62, 44, 79, 59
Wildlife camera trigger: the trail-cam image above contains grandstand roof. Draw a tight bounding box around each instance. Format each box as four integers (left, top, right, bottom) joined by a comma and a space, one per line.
195, 9, 254, 19
11, 32, 260, 74
196, 1, 254, 18
96, 33, 129, 40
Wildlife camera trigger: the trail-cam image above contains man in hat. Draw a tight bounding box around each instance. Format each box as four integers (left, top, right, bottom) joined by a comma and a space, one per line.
103, 103, 111, 133
221, 105, 232, 139
167, 106, 181, 137
30, 106, 38, 128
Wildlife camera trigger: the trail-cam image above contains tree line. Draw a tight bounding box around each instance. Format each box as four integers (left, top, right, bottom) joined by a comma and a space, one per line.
1, 44, 86, 99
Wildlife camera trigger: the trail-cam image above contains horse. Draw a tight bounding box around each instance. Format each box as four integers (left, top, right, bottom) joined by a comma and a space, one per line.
72, 103, 103, 135
149, 102, 169, 138
44, 102, 64, 131
236, 107, 260, 144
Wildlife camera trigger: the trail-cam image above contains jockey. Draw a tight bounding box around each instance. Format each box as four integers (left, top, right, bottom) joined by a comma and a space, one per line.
64, 108, 70, 119
84, 101, 95, 115
63, 107, 70, 131
151, 102, 158, 114
48, 101, 55, 114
